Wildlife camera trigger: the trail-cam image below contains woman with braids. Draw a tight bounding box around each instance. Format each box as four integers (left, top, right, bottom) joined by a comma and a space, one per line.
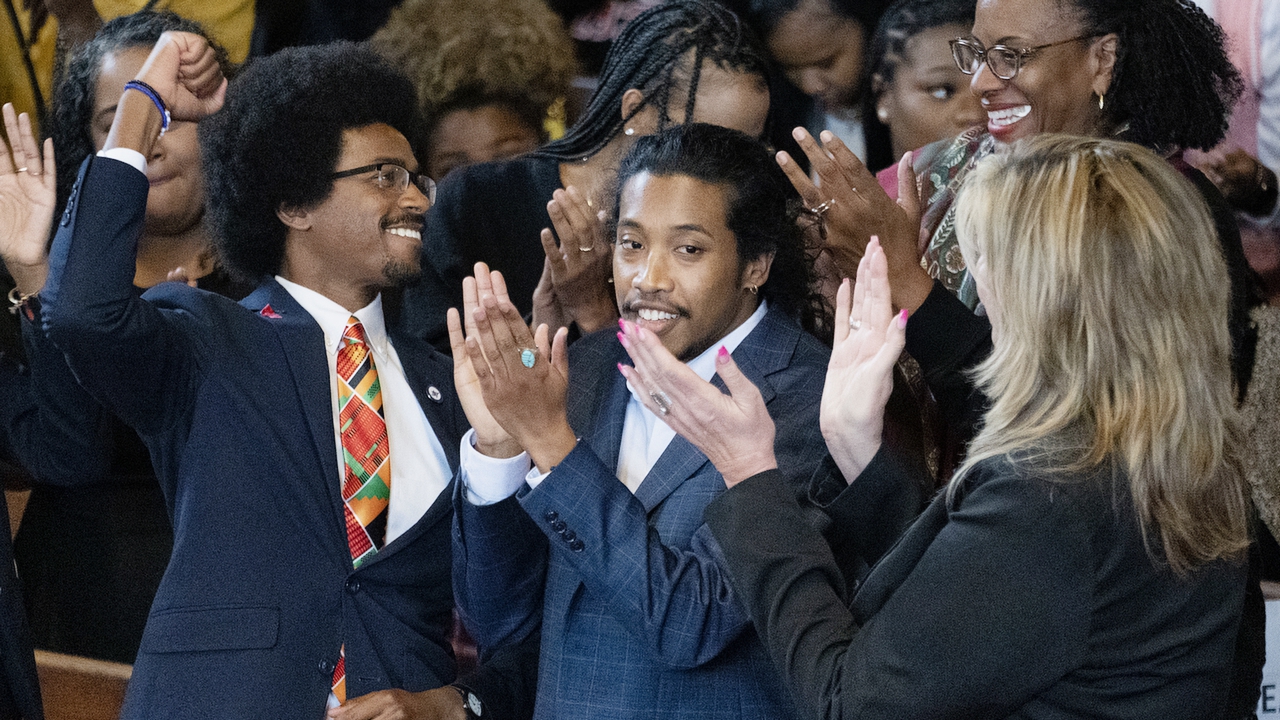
770, 0, 1265, 715
1, 11, 242, 664
398, 0, 772, 351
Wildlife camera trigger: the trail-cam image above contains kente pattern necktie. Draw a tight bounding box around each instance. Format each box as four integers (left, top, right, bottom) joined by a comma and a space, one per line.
332, 316, 391, 703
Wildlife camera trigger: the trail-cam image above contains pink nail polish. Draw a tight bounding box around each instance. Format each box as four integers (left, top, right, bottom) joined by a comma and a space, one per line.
617, 331, 626, 346
717, 346, 729, 362
617, 362, 625, 373
898, 308, 909, 327
619, 318, 626, 331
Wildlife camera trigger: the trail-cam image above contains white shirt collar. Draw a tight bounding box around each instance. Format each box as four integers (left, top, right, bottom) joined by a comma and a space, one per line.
274, 275, 388, 355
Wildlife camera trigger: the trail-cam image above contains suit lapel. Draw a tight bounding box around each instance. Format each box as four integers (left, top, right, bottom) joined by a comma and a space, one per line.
391, 329, 461, 470
569, 338, 631, 473
633, 306, 797, 512
241, 281, 348, 537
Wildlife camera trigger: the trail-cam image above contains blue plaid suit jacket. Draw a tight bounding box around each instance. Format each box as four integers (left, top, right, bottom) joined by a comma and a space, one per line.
453, 305, 830, 719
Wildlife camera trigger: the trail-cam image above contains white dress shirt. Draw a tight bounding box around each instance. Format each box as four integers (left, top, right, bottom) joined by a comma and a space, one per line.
460, 301, 769, 505
275, 277, 451, 544
94, 150, 453, 539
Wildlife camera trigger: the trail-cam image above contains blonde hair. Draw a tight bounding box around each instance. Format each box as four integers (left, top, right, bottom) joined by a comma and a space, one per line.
369, 0, 576, 118
952, 134, 1249, 574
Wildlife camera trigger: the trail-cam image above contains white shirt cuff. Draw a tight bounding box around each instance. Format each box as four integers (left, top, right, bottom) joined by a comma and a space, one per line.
459, 429, 532, 505
96, 147, 147, 174
526, 465, 550, 489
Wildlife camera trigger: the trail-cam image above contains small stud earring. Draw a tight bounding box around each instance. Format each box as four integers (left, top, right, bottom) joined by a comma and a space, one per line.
876, 107, 889, 122
747, 284, 758, 295
624, 127, 636, 136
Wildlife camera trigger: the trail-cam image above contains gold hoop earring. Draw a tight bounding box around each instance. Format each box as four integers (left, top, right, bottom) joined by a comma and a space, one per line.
1098, 93, 1105, 111
747, 284, 758, 295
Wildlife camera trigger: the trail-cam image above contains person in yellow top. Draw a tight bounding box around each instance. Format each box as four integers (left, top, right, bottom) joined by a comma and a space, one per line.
1, 0, 252, 135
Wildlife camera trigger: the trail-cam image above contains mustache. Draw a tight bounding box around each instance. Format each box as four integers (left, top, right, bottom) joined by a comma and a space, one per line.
621, 299, 691, 319
381, 213, 425, 230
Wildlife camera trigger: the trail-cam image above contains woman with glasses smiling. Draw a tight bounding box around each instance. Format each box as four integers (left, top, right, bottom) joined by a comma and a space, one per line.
770, 1, 1265, 716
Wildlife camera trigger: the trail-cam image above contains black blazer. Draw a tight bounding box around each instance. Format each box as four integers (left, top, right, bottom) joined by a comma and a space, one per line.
705, 453, 1248, 720
0, 493, 42, 720
41, 155, 471, 718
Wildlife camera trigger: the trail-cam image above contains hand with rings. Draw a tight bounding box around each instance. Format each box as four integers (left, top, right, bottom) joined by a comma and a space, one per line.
617, 319, 778, 488
776, 127, 932, 312
0, 103, 56, 297
457, 263, 577, 473
820, 236, 907, 483
536, 185, 618, 335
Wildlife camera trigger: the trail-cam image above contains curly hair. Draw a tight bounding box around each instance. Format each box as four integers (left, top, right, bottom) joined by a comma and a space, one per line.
198, 42, 424, 282
609, 123, 827, 334
368, 0, 575, 128
535, 0, 772, 161
1068, 0, 1241, 153
49, 10, 234, 216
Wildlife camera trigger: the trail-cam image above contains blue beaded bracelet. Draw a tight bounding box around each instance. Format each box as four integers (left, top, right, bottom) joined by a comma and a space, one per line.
123, 80, 171, 139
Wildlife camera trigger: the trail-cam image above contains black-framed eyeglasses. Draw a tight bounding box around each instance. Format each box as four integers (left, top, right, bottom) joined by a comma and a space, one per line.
330, 163, 436, 204
950, 35, 1095, 81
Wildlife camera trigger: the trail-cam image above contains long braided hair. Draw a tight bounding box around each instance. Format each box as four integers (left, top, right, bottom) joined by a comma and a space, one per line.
532, 0, 771, 161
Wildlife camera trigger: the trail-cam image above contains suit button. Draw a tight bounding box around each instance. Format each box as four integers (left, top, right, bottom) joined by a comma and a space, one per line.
544, 510, 558, 522
550, 520, 566, 533
569, 539, 585, 552
345, 578, 361, 594
562, 530, 576, 543
319, 659, 334, 675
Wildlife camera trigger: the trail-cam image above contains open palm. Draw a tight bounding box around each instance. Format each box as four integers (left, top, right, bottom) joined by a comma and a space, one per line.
0, 104, 56, 293
820, 236, 907, 482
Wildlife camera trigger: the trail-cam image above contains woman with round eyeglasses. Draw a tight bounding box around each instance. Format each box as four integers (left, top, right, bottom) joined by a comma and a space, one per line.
781, 0, 1251, 335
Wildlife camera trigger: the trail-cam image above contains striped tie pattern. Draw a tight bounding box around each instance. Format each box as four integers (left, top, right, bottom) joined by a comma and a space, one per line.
332, 317, 390, 703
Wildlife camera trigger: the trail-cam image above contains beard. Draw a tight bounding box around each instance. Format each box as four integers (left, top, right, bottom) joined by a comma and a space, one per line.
381, 255, 422, 288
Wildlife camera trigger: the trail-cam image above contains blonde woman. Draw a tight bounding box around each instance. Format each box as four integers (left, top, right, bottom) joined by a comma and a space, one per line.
617, 135, 1251, 719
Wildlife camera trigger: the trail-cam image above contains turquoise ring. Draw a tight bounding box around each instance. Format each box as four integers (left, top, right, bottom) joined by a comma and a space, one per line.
520, 348, 536, 368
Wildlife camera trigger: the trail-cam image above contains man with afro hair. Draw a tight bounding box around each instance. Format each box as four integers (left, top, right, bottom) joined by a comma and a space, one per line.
41, 31, 526, 720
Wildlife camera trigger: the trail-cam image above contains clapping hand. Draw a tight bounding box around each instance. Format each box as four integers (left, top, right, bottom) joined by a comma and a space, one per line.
0, 103, 56, 297
460, 266, 575, 473
535, 186, 618, 334
820, 236, 907, 483
449, 263, 524, 459
777, 128, 933, 312
618, 321, 777, 488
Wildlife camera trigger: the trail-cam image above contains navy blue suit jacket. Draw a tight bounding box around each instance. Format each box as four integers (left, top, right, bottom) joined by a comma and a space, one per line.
42, 155, 469, 719
454, 308, 830, 719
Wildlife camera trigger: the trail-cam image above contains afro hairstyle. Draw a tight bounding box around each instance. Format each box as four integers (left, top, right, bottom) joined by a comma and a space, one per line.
199, 41, 424, 282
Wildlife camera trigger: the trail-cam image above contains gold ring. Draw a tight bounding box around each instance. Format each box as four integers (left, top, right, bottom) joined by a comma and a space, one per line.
15, 167, 26, 173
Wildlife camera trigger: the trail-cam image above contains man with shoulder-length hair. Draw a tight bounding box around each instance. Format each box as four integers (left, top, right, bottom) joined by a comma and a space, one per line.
450, 123, 925, 719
